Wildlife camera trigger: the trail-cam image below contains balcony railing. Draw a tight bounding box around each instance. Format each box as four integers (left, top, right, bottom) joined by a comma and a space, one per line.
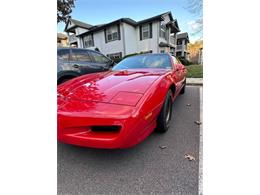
176, 45, 187, 51
69, 34, 77, 43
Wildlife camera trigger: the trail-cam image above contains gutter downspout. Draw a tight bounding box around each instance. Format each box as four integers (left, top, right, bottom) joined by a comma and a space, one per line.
157, 21, 159, 53
121, 23, 126, 57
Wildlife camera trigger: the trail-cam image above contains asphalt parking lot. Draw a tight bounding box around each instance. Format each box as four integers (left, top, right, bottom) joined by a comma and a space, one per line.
58, 86, 202, 195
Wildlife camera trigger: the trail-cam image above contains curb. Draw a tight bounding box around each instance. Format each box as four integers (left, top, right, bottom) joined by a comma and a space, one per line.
186, 78, 203, 86
186, 83, 203, 86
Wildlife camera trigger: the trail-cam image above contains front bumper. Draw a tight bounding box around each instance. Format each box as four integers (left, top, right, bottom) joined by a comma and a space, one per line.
57, 100, 157, 149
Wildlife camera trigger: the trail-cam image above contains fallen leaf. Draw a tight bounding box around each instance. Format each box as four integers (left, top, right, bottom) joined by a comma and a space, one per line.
184, 154, 196, 161
194, 120, 202, 125
159, 145, 167, 149
186, 104, 191, 107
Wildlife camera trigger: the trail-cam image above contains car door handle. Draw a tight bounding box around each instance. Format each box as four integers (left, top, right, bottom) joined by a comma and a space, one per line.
73, 64, 79, 68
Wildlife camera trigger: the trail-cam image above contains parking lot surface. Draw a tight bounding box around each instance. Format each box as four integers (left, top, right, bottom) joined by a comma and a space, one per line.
58, 86, 202, 195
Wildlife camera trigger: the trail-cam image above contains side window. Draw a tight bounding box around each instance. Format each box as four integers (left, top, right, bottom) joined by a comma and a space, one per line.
71, 49, 91, 62
57, 49, 69, 61
89, 51, 110, 63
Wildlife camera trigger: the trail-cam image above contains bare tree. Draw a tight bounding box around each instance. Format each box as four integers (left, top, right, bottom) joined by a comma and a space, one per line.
186, 0, 202, 16
57, 0, 75, 23
185, 0, 203, 37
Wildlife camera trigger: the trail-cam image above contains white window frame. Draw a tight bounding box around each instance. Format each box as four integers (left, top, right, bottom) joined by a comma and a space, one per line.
106, 26, 119, 42
160, 22, 167, 39
142, 24, 150, 39
83, 35, 93, 48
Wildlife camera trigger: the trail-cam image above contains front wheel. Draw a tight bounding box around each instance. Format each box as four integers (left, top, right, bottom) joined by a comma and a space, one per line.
156, 90, 173, 133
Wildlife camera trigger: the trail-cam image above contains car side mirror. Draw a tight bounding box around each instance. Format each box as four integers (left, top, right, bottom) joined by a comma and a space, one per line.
176, 64, 184, 71
109, 60, 115, 67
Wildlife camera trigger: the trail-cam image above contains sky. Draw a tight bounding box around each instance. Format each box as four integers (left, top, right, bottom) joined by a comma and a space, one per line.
57, 0, 202, 42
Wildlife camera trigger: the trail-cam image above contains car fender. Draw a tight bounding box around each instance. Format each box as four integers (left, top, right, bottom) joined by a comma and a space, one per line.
119, 74, 176, 147
128, 74, 175, 126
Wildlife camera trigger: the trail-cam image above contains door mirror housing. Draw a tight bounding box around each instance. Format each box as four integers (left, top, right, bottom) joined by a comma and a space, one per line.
109, 60, 115, 67
175, 64, 182, 71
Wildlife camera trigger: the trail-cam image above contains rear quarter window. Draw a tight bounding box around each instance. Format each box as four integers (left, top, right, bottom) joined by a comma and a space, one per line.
57, 49, 70, 61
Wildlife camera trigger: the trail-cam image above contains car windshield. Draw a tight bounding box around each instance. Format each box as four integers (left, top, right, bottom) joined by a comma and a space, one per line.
112, 54, 172, 70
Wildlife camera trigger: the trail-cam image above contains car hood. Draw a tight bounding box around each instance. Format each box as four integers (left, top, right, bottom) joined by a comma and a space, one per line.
58, 69, 168, 103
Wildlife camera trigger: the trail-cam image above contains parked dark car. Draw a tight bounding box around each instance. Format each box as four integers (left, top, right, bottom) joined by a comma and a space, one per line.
57, 48, 114, 84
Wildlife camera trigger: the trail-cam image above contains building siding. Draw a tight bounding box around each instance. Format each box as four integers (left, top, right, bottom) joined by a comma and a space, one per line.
76, 27, 88, 35
82, 24, 124, 56
69, 12, 180, 58
136, 21, 159, 53
122, 23, 137, 55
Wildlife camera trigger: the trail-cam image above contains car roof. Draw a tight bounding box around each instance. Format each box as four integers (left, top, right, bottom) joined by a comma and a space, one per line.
57, 47, 104, 55
57, 47, 93, 51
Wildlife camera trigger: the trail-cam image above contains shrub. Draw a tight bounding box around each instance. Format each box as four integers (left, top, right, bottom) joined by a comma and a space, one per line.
123, 53, 139, 59
177, 56, 192, 66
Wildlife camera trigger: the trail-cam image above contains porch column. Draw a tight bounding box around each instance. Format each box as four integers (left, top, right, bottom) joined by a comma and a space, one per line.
182, 39, 185, 57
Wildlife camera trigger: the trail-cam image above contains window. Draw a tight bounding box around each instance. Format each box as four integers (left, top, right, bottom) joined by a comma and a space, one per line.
160, 50, 165, 53
112, 54, 172, 70
160, 22, 167, 39
176, 52, 182, 57
140, 50, 153, 54
71, 49, 91, 62
170, 47, 175, 54
105, 25, 120, 42
83, 35, 94, 48
89, 51, 110, 63
142, 24, 150, 39
107, 52, 122, 62
140, 23, 152, 40
57, 49, 69, 61
177, 39, 182, 45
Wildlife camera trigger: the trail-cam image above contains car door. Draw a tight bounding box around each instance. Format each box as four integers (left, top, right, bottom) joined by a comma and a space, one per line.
88, 50, 113, 70
70, 49, 104, 75
175, 57, 187, 83
57, 48, 72, 79
57, 48, 71, 72
170, 56, 185, 91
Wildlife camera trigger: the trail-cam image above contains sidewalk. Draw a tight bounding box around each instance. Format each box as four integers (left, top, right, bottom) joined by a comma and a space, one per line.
186, 78, 203, 86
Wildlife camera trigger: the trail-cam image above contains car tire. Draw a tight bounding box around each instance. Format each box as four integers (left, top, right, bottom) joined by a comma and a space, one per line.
156, 90, 173, 133
180, 79, 186, 95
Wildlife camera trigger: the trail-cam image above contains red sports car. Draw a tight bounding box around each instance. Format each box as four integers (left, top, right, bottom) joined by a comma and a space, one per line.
57, 53, 187, 149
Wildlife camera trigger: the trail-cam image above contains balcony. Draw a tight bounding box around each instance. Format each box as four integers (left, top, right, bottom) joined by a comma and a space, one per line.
176, 45, 187, 51
69, 34, 77, 43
